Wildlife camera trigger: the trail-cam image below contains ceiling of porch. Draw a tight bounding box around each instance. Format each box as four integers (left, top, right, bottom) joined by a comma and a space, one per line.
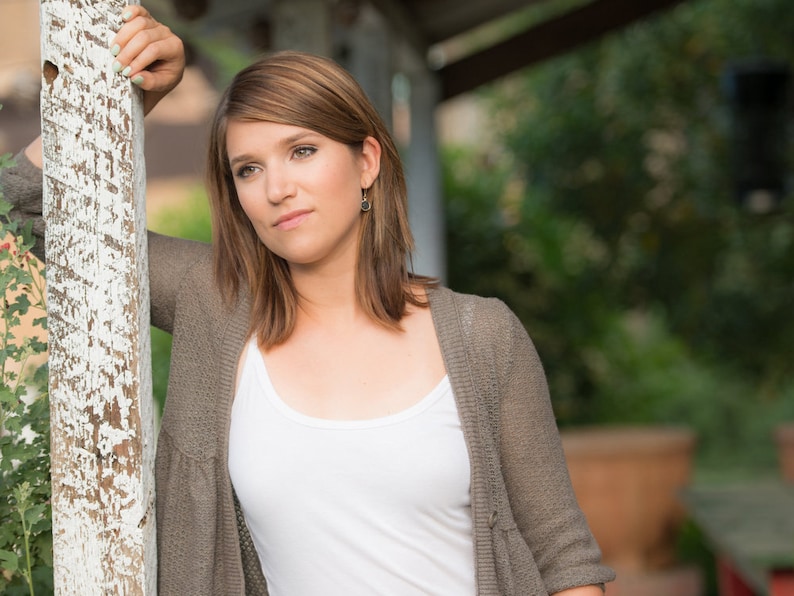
165, 0, 686, 100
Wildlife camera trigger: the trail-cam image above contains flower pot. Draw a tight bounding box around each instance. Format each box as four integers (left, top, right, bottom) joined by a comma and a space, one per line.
561, 425, 697, 573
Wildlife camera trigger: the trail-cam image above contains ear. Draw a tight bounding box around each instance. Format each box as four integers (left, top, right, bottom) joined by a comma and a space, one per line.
359, 136, 382, 188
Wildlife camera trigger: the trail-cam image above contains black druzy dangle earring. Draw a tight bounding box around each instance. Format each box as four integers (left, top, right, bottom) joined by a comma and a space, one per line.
361, 187, 372, 212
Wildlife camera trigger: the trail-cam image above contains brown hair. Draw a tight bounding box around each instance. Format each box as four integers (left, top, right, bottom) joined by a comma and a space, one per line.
206, 50, 436, 347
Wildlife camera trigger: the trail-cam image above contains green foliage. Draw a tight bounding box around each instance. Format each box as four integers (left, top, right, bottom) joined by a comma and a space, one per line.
0, 152, 53, 595
489, 0, 794, 383
0, 127, 212, 595
444, 0, 794, 476
148, 184, 212, 243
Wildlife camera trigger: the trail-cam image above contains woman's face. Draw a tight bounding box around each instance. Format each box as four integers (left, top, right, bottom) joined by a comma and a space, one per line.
226, 120, 381, 273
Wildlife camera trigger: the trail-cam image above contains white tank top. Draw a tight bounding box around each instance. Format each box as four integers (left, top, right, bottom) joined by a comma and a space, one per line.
228, 339, 476, 596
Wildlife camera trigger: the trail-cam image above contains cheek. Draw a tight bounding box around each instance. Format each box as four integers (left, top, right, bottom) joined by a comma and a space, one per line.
235, 187, 261, 222
235, 193, 274, 247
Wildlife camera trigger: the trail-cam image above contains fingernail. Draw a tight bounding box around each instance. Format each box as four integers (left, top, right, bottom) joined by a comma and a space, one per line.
131, 75, 144, 86
112, 60, 123, 73
110, 44, 120, 56
121, 66, 132, 77
122, 10, 133, 21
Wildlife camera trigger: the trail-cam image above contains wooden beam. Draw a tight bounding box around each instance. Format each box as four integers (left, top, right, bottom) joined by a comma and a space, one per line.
408, 0, 545, 44
438, 0, 687, 100
364, 0, 428, 56
39, 0, 157, 593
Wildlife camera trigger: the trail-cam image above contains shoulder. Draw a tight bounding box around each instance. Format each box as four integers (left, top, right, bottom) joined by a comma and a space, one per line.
428, 286, 524, 338
428, 286, 543, 381
428, 286, 536, 370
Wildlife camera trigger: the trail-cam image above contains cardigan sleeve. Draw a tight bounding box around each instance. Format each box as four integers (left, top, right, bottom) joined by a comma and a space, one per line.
0, 149, 212, 333
147, 232, 212, 334
494, 302, 615, 593
0, 150, 46, 260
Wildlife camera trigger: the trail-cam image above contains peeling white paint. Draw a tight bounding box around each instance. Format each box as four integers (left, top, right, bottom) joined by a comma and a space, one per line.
40, 0, 157, 594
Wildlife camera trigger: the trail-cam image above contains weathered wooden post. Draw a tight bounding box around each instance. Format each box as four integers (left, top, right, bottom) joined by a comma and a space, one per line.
39, 0, 157, 593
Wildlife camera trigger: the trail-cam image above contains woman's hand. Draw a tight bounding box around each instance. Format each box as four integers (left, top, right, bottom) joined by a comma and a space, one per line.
109, 4, 186, 115
24, 5, 185, 168
23, 5, 185, 168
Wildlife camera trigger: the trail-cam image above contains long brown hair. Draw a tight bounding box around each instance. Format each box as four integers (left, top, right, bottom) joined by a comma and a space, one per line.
206, 51, 436, 347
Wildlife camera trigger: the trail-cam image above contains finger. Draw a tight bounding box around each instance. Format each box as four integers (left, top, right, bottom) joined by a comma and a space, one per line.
111, 16, 165, 63
109, 5, 151, 52
110, 22, 184, 90
128, 70, 153, 90
128, 40, 186, 92
115, 26, 177, 71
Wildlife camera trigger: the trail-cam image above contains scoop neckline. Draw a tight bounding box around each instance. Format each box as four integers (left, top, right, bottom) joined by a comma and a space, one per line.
249, 340, 451, 429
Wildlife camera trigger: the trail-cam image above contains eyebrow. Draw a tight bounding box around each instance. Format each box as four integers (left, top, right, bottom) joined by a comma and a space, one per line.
228, 153, 255, 169
228, 131, 318, 168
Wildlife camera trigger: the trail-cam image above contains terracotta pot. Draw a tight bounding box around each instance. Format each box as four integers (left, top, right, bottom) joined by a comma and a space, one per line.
775, 423, 794, 482
561, 425, 697, 573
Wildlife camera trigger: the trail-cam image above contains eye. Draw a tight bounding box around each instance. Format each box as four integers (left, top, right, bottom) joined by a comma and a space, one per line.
293, 145, 317, 159
235, 165, 259, 179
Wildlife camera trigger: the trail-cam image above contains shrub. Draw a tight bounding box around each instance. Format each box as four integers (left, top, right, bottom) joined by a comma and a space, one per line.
0, 150, 53, 595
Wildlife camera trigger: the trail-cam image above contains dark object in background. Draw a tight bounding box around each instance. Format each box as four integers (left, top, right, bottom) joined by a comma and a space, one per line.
723, 59, 790, 213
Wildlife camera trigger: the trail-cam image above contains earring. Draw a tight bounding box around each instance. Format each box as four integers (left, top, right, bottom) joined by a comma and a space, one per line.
361, 187, 372, 212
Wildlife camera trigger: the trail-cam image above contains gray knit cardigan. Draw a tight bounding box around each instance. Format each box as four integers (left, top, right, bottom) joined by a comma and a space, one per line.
2, 152, 614, 595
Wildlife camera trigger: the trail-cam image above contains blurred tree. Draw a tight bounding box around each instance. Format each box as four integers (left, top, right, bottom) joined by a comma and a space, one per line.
445, 0, 794, 437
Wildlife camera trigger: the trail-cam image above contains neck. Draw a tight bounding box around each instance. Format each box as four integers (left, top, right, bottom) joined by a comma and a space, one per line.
289, 263, 363, 327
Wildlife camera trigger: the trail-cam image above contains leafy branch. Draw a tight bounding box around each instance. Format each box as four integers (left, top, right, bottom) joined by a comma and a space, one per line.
0, 147, 52, 595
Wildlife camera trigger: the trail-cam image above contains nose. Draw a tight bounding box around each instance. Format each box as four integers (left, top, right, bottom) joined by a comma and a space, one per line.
265, 166, 295, 205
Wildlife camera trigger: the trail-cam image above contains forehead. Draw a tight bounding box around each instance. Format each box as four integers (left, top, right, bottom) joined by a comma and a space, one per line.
226, 120, 317, 145
224, 119, 362, 167
225, 120, 329, 160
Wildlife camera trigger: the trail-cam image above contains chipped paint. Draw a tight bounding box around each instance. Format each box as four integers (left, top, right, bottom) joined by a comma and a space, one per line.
39, 0, 157, 594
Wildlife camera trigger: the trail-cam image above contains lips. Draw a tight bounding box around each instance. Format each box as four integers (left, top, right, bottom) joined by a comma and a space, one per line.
273, 209, 311, 231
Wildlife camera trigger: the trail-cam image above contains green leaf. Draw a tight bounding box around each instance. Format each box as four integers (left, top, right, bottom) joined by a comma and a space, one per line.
0, 386, 17, 405
8, 294, 31, 317
33, 532, 53, 567
0, 549, 19, 572
23, 504, 46, 527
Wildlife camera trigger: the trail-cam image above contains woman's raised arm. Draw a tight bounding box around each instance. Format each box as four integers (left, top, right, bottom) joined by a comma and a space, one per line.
23, 4, 186, 169
110, 4, 185, 116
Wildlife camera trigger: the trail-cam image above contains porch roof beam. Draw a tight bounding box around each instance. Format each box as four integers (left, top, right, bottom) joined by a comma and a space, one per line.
438, 0, 687, 100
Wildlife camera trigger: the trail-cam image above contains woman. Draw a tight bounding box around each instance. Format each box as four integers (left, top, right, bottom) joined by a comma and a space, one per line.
4, 6, 614, 595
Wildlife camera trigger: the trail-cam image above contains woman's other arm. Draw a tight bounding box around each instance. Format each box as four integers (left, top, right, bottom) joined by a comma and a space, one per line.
23, 137, 42, 169
494, 303, 614, 593
3, 8, 185, 257
110, 4, 185, 115
21, 4, 184, 171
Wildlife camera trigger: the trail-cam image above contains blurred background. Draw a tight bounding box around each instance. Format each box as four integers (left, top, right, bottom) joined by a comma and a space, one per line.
1, 0, 792, 594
